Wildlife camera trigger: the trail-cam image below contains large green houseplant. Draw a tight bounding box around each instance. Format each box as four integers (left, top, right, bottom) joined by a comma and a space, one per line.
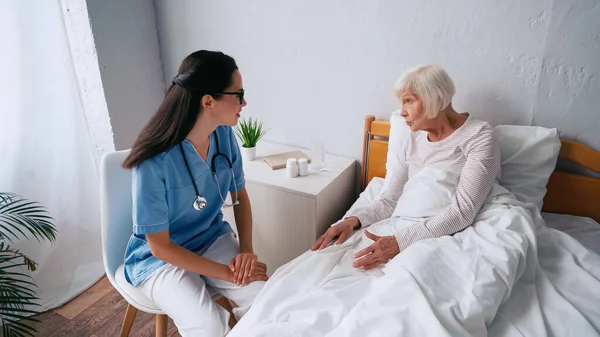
0, 192, 58, 336
234, 117, 269, 161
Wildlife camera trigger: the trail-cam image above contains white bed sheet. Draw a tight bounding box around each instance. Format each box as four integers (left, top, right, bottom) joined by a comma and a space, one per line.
542, 212, 600, 255
229, 177, 600, 337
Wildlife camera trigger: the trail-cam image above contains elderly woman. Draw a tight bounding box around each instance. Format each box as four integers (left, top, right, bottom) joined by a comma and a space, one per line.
312, 65, 501, 270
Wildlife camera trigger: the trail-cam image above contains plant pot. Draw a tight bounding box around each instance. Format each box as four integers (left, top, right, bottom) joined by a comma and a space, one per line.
241, 146, 256, 161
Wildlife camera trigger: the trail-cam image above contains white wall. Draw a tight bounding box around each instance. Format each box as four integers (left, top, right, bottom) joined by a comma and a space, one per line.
86, 0, 165, 150
154, 0, 599, 160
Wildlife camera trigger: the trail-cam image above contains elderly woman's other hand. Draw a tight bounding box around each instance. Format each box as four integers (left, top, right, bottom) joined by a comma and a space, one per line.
352, 231, 400, 270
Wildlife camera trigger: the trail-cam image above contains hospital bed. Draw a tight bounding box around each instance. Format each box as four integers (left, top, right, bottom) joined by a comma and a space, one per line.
228, 115, 600, 336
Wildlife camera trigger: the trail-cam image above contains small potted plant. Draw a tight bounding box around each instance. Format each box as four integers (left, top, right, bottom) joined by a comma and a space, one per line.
234, 117, 269, 161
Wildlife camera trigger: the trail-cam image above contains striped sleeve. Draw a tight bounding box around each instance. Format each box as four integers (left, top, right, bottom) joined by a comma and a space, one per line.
393, 125, 501, 251
353, 140, 410, 227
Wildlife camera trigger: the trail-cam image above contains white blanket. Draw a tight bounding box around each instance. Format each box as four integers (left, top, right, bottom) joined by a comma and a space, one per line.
229, 168, 600, 337
488, 224, 600, 336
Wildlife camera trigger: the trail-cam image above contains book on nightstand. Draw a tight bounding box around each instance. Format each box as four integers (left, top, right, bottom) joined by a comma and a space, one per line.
263, 150, 311, 170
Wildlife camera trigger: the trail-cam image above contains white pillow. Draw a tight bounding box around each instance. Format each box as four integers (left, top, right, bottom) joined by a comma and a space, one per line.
380, 114, 561, 210
381, 110, 410, 194
494, 125, 561, 210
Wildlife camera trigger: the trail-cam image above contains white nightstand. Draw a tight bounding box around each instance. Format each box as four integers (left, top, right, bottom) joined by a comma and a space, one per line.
222, 141, 356, 275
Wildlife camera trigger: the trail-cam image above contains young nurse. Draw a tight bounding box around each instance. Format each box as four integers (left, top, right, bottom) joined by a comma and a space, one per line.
121, 50, 267, 336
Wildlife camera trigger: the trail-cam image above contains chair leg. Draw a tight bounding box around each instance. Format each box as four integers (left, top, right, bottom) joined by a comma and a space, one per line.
216, 297, 237, 329
120, 304, 138, 337
156, 314, 168, 337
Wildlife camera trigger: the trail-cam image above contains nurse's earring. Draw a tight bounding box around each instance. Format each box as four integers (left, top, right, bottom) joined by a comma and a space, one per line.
194, 196, 207, 211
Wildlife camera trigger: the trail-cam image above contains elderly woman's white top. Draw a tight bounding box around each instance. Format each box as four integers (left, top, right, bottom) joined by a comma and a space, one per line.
355, 116, 501, 251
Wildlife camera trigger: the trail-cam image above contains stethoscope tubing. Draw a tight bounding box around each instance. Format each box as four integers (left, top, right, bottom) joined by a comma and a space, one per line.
179, 131, 239, 211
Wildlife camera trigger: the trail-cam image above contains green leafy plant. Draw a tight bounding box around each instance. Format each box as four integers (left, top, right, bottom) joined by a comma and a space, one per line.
234, 117, 269, 148
0, 192, 58, 337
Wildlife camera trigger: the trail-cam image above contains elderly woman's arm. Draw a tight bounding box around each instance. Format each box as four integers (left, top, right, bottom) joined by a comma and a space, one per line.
393, 126, 500, 251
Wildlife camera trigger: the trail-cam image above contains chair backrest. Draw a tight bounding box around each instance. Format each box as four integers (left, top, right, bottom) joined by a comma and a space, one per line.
99, 149, 133, 285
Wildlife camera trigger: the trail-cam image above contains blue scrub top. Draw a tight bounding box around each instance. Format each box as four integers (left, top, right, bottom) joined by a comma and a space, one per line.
123, 126, 245, 287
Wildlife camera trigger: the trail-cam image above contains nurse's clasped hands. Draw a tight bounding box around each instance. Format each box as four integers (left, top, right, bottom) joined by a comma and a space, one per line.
229, 252, 269, 285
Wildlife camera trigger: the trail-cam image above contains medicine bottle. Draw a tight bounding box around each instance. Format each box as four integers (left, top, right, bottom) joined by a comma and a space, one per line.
286, 158, 298, 178
298, 158, 308, 176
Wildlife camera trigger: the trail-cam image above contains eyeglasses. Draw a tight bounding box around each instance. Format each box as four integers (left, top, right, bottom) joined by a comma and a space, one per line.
215, 90, 245, 104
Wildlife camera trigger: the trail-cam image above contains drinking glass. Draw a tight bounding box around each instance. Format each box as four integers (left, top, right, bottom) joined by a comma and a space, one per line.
309, 135, 326, 173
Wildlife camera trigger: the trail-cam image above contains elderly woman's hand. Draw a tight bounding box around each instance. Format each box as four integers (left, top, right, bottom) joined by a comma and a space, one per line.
311, 217, 361, 251
352, 230, 400, 270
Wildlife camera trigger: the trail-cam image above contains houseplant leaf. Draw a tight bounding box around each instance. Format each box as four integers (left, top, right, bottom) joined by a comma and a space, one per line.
0, 193, 57, 244
0, 192, 58, 336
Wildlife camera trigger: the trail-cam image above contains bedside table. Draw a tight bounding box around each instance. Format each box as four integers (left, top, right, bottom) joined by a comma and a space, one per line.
222, 141, 356, 275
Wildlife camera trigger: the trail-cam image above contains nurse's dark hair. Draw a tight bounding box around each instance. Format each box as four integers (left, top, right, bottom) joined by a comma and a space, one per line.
122, 50, 238, 169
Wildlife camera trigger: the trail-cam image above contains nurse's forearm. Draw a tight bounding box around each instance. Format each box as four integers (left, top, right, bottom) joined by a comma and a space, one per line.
153, 242, 232, 281
233, 189, 253, 253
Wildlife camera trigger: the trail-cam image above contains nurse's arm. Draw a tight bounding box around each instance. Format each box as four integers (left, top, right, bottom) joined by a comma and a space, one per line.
232, 188, 253, 253
145, 230, 234, 282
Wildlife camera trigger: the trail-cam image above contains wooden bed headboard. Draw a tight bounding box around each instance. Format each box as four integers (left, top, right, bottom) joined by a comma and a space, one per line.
361, 115, 600, 223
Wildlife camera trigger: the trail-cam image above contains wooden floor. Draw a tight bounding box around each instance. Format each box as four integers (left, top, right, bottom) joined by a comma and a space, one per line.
32, 276, 181, 337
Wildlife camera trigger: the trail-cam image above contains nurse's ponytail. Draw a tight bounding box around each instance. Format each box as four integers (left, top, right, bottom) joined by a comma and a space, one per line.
122, 50, 237, 169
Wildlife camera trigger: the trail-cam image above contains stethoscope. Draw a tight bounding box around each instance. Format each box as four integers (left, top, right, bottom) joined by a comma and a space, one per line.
179, 132, 239, 211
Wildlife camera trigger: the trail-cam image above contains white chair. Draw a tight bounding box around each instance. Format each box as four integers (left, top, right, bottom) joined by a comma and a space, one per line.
100, 150, 235, 337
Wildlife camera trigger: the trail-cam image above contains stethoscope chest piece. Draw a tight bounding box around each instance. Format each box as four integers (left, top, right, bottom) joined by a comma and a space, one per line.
194, 196, 207, 211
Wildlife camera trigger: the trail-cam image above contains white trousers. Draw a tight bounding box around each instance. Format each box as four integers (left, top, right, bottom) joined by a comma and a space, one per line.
139, 232, 265, 337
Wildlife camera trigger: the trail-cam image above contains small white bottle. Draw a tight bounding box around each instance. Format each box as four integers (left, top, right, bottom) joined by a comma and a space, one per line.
297, 158, 308, 176
286, 158, 298, 178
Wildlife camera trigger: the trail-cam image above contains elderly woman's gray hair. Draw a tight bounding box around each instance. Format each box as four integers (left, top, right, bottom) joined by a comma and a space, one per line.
394, 65, 456, 119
